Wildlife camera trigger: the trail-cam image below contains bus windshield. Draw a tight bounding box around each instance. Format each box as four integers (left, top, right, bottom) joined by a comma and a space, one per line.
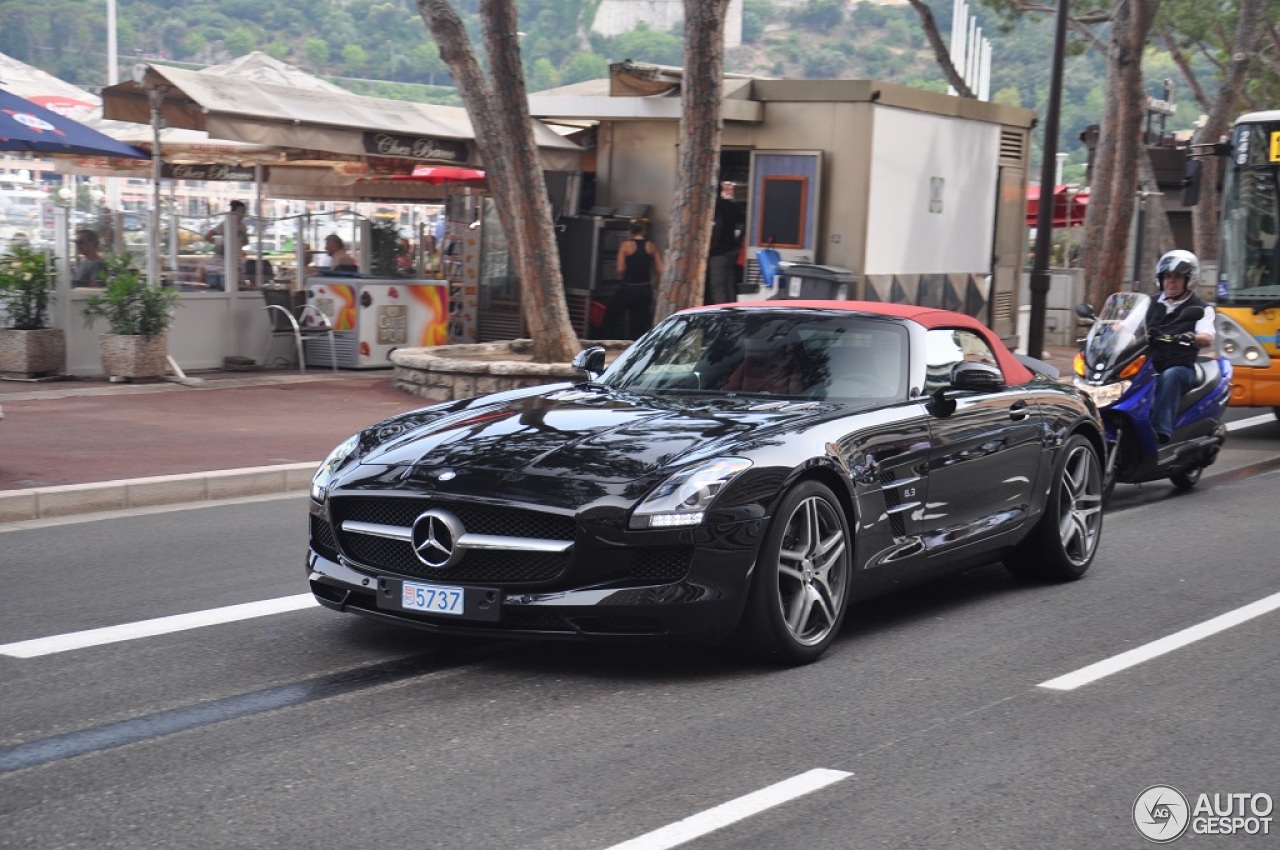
1218, 117, 1280, 304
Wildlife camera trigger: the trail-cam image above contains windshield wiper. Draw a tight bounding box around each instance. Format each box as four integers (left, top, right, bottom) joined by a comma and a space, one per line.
1252, 298, 1280, 314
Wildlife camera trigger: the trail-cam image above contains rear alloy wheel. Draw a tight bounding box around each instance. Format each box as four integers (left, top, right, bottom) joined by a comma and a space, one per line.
1006, 435, 1104, 581
738, 481, 852, 665
1170, 465, 1203, 490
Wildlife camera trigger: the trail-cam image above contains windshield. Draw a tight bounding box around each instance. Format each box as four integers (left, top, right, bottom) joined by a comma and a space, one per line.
1218, 118, 1280, 304
1082, 292, 1151, 373
597, 309, 910, 402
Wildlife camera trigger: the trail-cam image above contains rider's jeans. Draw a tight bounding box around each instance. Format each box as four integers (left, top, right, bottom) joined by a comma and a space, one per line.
1152, 364, 1196, 438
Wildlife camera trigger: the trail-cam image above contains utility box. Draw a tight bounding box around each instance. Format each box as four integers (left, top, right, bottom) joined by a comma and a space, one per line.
773, 264, 857, 300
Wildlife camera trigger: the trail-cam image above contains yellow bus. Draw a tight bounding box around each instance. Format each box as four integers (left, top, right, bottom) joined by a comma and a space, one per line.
1208, 110, 1280, 415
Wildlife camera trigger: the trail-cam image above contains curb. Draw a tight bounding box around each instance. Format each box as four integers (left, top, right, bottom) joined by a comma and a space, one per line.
0, 462, 320, 523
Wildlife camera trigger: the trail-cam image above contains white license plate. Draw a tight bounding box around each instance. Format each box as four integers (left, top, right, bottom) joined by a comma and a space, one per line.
401, 581, 464, 616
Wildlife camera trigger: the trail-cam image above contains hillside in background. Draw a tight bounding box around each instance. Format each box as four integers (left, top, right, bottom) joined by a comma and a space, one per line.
0, 0, 1209, 173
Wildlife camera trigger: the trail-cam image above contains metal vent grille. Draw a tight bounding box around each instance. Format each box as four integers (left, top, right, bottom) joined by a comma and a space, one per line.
310, 515, 340, 561
999, 130, 1026, 164
992, 290, 1014, 324
629, 546, 694, 583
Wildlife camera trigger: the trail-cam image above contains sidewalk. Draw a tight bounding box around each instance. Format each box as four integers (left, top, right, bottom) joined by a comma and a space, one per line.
0, 367, 425, 523
0, 344, 1081, 524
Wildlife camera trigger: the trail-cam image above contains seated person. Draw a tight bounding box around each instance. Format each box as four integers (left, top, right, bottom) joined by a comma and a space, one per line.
722, 337, 806, 395
243, 257, 274, 286
323, 234, 358, 273
72, 229, 106, 287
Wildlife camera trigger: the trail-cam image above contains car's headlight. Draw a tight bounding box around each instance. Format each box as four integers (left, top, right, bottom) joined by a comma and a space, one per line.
631, 458, 753, 529
1073, 377, 1129, 409
310, 434, 360, 502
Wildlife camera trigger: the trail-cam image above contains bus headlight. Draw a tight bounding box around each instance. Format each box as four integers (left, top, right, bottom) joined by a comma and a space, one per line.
1215, 313, 1272, 367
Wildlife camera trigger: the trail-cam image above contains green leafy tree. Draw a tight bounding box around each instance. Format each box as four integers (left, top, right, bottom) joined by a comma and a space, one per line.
561, 51, 608, 85
341, 43, 369, 72
183, 31, 207, 59
803, 49, 848, 79
304, 37, 330, 68
789, 0, 844, 31
224, 25, 256, 57
528, 57, 560, 92
611, 23, 683, 65
741, 0, 773, 43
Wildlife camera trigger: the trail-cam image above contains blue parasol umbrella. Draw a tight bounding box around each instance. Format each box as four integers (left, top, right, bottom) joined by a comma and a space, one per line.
0, 87, 148, 159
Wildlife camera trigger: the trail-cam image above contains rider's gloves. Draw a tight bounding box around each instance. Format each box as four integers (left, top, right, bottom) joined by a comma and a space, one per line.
1174, 331, 1196, 347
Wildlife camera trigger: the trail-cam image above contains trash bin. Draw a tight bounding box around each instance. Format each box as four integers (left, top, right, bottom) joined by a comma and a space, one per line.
772, 264, 857, 300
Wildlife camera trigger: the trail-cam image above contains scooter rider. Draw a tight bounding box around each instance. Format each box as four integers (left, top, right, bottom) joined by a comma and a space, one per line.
1147, 249, 1216, 444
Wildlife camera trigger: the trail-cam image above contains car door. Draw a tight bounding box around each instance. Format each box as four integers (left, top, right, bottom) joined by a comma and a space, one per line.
920, 327, 1044, 554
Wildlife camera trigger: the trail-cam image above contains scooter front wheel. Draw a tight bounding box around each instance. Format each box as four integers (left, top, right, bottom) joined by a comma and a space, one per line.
1170, 465, 1203, 490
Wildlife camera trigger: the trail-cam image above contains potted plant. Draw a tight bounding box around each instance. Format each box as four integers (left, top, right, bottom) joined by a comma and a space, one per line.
81, 255, 180, 379
0, 245, 65, 379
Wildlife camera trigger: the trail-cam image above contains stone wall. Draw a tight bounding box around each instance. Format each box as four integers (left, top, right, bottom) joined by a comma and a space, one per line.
390, 339, 631, 403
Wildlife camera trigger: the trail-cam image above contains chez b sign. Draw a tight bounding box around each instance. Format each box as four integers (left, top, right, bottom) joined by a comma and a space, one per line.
162, 163, 262, 182
363, 132, 468, 163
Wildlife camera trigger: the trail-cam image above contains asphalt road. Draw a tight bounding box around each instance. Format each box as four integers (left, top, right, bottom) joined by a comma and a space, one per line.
1, 430, 1277, 849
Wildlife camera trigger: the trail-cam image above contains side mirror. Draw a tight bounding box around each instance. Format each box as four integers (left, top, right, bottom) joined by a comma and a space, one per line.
1075, 302, 1097, 320
571, 345, 607, 380
927, 362, 1006, 418
950, 361, 1006, 393
1182, 159, 1202, 207
1182, 306, 1205, 322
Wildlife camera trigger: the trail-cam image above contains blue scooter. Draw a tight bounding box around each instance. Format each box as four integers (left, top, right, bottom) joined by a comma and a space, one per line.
1073, 291, 1231, 501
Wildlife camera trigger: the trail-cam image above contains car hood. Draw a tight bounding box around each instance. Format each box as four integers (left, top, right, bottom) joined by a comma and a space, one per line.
357, 386, 830, 483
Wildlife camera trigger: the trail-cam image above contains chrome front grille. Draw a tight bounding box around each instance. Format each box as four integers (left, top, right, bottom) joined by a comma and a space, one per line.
335, 497, 575, 540
330, 496, 574, 585
321, 497, 694, 589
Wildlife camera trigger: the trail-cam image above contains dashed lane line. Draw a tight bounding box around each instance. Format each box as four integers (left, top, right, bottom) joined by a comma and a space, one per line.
1038, 589, 1280, 691
600, 768, 853, 850
0, 594, 319, 658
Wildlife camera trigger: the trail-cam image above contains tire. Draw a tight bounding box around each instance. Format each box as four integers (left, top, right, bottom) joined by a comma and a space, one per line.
736, 481, 852, 665
1005, 434, 1104, 581
1170, 465, 1203, 490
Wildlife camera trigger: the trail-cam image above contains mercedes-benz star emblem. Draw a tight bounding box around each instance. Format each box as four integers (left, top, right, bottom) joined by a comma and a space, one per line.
410, 509, 465, 569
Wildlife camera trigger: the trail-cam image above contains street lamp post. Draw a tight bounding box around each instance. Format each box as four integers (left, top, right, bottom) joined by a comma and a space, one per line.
1026, 0, 1069, 360
107, 0, 118, 85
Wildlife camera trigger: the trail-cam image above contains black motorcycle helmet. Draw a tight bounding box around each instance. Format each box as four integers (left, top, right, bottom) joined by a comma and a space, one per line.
1155, 249, 1200, 294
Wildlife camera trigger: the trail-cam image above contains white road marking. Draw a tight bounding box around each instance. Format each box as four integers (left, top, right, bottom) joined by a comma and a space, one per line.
0, 594, 319, 658
1228, 414, 1276, 432
601, 768, 852, 850
1038, 590, 1280, 691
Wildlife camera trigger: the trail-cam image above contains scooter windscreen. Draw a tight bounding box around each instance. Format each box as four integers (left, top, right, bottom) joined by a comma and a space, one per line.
1082, 291, 1152, 375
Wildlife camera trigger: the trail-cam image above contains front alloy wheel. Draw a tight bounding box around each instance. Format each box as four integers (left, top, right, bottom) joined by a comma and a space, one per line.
738, 481, 852, 665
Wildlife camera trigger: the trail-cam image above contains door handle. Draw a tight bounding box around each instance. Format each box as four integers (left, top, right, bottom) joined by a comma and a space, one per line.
1009, 400, 1030, 421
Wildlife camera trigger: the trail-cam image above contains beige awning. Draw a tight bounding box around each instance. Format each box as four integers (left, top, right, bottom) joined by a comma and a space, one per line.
101, 62, 582, 171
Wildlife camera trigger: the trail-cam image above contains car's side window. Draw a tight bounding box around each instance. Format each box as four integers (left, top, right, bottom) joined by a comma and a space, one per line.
923, 329, 999, 393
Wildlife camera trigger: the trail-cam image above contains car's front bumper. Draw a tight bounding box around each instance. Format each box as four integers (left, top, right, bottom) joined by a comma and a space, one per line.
307, 546, 756, 640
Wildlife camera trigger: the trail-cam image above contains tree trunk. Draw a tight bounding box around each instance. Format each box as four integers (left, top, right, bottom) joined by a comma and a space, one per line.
415, 0, 580, 363
904, 0, 974, 98
1082, 0, 1156, 306
1189, 0, 1266, 265
653, 0, 732, 323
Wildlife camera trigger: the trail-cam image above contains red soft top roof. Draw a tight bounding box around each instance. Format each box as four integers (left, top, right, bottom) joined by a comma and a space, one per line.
684, 300, 1034, 385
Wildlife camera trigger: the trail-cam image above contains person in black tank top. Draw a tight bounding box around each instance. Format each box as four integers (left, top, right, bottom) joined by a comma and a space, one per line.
606, 220, 665, 339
